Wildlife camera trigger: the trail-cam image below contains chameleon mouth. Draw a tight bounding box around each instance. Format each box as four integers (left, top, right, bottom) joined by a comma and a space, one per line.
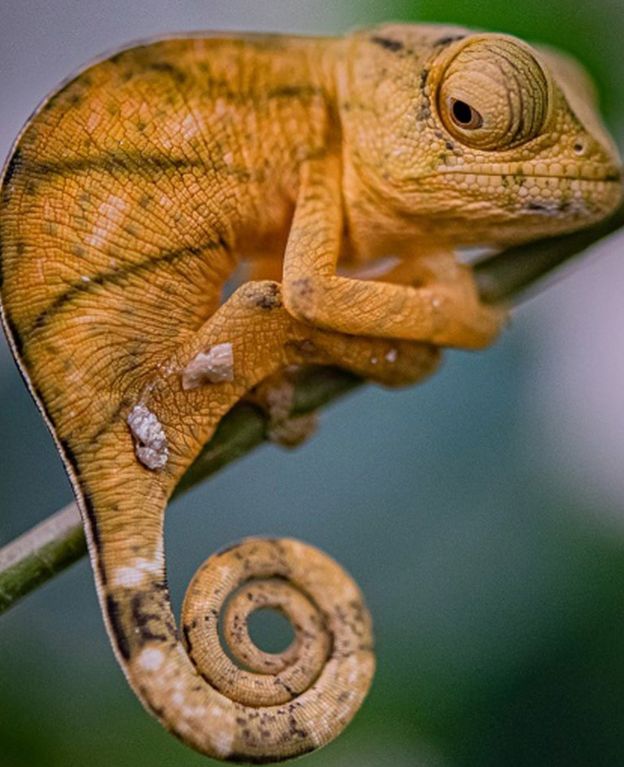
433, 166, 623, 185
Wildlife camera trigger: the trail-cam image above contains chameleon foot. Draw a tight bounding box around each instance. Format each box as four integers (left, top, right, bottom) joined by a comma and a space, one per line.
249, 369, 318, 448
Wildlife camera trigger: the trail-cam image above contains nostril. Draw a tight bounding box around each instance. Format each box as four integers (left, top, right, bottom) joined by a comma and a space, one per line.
573, 140, 587, 156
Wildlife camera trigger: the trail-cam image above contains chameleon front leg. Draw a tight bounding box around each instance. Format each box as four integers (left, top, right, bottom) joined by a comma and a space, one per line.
282, 154, 507, 350
85, 279, 437, 763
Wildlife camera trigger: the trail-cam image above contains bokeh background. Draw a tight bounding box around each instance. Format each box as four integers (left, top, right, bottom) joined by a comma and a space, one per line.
2, 2, 624, 765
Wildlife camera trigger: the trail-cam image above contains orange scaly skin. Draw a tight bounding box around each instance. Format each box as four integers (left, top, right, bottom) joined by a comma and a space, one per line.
0, 24, 621, 763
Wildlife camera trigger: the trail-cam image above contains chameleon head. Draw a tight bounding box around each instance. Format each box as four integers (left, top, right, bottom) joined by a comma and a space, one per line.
339, 25, 623, 246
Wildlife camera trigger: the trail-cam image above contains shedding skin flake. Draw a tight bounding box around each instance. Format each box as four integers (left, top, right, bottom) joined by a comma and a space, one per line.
127, 404, 169, 470
182, 342, 234, 389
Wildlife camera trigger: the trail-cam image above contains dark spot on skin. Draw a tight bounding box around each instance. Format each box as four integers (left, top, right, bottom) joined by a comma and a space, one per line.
526, 202, 549, 212
106, 595, 131, 660
81, 492, 103, 564
338, 691, 350, 703
274, 678, 296, 696
255, 282, 282, 310
3, 148, 23, 187
445, 140, 455, 151
267, 85, 321, 100
130, 591, 170, 645
148, 61, 187, 84
71, 244, 86, 257
150, 704, 165, 718
290, 277, 313, 300
419, 68, 429, 92
418, 103, 431, 121
370, 35, 405, 53
435, 34, 466, 47
288, 714, 308, 739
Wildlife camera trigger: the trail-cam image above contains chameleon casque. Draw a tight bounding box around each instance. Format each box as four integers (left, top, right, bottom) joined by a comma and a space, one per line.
0, 21, 622, 764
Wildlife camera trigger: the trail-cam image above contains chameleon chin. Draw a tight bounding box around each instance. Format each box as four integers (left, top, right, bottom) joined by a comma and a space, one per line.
0, 22, 621, 763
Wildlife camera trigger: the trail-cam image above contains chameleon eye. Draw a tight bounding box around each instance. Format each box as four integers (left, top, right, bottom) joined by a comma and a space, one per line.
436, 36, 551, 150
449, 98, 483, 129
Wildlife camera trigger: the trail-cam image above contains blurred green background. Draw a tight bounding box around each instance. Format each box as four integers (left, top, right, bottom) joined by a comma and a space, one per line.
2, 2, 624, 766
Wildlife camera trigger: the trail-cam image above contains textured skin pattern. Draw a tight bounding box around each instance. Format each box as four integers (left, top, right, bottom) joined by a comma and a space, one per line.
0, 24, 621, 763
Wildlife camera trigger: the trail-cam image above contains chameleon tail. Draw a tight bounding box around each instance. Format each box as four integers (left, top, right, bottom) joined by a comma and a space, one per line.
91, 482, 374, 763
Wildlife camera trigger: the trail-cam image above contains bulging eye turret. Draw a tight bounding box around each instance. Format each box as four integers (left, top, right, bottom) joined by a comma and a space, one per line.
437, 37, 551, 150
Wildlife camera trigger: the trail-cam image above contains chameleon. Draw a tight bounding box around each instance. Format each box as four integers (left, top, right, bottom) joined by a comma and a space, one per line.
0, 21, 621, 764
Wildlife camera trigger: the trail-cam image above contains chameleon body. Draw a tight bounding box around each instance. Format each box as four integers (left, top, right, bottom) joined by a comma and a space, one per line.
0, 23, 621, 763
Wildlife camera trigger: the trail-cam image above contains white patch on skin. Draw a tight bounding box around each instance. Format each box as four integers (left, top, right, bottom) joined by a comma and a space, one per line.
385, 348, 398, 363
182, 342, 234, 390
127, 404, 169, 470
213, 726, 234, 758
86, 110, 102, 133
180, 112, 204, 141
112, 558, 161, 587
137, 647, 165, 672
86, 194, 127, 248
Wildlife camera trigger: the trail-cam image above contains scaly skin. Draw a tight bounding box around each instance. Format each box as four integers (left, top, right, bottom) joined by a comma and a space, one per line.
0, 24, 621, 763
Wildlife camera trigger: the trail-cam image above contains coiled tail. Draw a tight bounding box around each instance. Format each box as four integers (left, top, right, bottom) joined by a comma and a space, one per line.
101, 526, 374, 763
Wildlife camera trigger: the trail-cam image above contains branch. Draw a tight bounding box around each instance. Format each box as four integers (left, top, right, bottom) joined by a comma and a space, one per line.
1, 205, 623, 613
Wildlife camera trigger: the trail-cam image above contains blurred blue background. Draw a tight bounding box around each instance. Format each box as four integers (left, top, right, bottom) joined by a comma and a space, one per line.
2, 2, 624, 765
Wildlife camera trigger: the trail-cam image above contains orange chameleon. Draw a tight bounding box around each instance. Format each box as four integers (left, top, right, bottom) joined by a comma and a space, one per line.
0, 23, 621, 763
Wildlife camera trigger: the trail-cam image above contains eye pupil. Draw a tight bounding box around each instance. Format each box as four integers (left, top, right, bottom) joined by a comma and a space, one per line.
452, 99, 475, 125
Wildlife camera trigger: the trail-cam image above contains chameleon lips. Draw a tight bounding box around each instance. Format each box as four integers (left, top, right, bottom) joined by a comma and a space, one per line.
429, 164, 623, 183
428, 169, 623, 207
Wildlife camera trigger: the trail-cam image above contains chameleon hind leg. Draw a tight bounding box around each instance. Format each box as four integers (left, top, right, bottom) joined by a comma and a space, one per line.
83, 279, 438, 763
